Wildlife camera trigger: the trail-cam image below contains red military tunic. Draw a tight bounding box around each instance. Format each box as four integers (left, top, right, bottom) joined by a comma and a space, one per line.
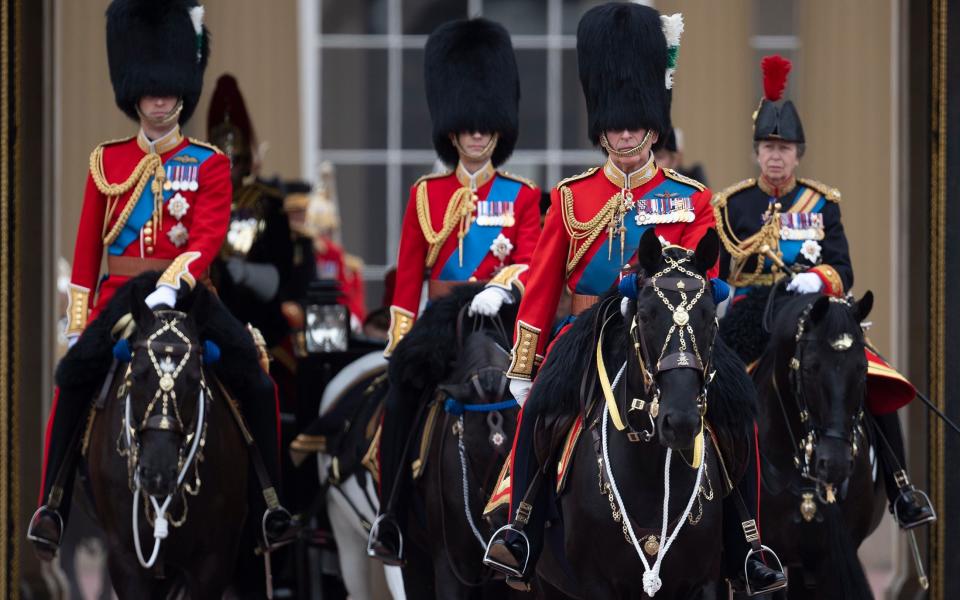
66, 127, 231, 335
386, 162, 542, 355
507, 159, 718, 379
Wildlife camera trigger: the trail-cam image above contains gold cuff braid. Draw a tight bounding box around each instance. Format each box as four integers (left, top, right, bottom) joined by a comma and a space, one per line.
488, 264, 529, 295
385, 306, 415, 357
507, 320, 543, 380
65, 284, 91, 337
157, 251, 201, 290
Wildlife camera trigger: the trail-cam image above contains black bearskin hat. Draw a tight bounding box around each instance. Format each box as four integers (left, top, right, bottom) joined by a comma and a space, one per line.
106, 0, 210, 124
577, 3, 671, 146
753, 55, 805, 143
424, 18, 520, 168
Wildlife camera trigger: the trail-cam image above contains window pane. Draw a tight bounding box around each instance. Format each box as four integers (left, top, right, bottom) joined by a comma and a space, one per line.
515, 50, 547, 150
403, 0, 467, 34
334, 164, 388, 265
562, 0, 606, 34
321, 49, 388, 149
401, 164, 444, 193
561, 49, 591, 149
321, 0, 388, 34
401, 49, 433, 149
484, 0, 548, 35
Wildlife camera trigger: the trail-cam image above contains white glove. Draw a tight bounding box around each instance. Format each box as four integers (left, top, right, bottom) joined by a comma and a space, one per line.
468, 287, 513, 317
145, 284, 178, 310
509, 378, 533, 408
67, 334, 79, 349
786, 272, 824, 294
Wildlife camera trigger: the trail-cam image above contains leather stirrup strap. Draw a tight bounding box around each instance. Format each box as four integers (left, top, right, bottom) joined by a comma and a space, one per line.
213, 376, 280, 511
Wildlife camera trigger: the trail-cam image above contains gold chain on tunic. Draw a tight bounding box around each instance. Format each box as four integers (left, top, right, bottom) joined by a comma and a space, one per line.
416, 181, 476, 268
90, 145, 167, 247
715, 202, 783, 286
561, 186, 635, 274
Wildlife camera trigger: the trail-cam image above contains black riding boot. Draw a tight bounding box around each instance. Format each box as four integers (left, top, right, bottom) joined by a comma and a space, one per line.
484, 401, 546, 589
724, 431, 787, 596
206, 298, 293, 548
28, 385, 91, 561
873, 411, 936, 529
228, 366, 294, 547
368, 384, 421, 565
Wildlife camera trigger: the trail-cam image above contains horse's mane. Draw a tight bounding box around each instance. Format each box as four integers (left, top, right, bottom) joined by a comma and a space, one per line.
388, 283, 519, 395
56, 272, 259, 394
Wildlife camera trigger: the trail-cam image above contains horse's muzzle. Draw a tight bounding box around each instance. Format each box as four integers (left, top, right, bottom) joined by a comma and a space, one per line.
139, 465, 177, 497
658, 411, 699, 450
814, 437, 854, 486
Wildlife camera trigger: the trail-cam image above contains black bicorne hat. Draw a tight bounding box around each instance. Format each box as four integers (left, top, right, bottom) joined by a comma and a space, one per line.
424, 18, 520, 168
106, 0, 210, 124
576, 3, 672, 147
753, 55, 805, 143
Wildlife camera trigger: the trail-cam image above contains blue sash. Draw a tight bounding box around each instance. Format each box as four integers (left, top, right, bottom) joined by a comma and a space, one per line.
437, 176, 521, 281
734, 187, 826, 297
779, 191, 825, 266
575, 178, 693, 295
108, 144, 215, 256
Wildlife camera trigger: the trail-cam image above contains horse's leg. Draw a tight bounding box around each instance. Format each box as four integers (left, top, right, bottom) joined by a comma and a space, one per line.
327, 487, 375, 599
383, 565, 408, 600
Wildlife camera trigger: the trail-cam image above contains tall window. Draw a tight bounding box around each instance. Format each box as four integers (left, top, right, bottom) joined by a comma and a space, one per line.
299, 0, 608, 307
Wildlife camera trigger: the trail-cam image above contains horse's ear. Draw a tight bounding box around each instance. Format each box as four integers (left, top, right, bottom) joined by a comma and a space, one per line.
637, 228, 662, 276
809, 295, 830, 325
856, 291, 874, 322
184, 285, 211, 332
693, 229, 719, 276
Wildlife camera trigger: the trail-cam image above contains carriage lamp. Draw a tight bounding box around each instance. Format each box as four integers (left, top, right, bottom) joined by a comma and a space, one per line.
294, 279, 349, 354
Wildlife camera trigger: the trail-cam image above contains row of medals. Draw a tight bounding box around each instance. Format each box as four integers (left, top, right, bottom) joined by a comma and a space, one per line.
163, 164, 200, 192
473, 195, 516, 227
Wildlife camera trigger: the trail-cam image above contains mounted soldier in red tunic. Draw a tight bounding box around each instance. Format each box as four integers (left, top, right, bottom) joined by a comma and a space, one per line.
28, 0, 293, 561
367, 17, 542, 565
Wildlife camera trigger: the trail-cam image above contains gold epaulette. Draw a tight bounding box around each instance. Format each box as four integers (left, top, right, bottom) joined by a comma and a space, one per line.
711, 178, 756, 208
498, 171, 537, 189
188, 138, 224, 155
92, 135, 135, 154
555, 167, 599, 190
663, 168, 706, 192
344, 253, 364, 274
798, 178, 841, 202
413, 170, 452, 187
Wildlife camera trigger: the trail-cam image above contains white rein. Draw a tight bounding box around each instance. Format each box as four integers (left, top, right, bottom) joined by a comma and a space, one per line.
126, 385, 207, 569
601, 361, 705, 597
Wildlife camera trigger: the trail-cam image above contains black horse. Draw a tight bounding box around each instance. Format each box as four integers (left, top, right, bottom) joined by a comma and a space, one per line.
385, 285, 527, 599
523, 230, 753, 599
85, 283, 251, 598
753, 290, 884, 600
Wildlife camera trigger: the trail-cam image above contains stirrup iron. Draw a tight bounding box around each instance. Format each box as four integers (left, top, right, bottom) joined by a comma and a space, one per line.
483, 524, 530, 578
743, 545, 787, 596
367, 513, 404, 561
893, 487, 937, 530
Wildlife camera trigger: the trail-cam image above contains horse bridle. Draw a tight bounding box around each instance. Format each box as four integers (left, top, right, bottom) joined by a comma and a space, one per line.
774, 298, 865, 503
118, 313, 210, 501
623, 251, 718, 441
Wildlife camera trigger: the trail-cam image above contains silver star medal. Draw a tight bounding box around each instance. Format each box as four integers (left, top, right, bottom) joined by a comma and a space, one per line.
800, 240, 822, 263
167, 193, 190, 220
168, 222, 189, 248
490, 233, 514, 262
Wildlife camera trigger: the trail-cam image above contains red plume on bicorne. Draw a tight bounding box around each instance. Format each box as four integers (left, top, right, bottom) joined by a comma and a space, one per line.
761, 54, 792, 102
